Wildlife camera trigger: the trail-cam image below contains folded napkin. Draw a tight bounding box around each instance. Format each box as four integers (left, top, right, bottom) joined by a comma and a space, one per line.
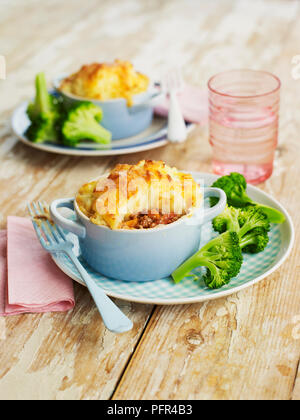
154, 84, 208, 124
0, 216, 75, 316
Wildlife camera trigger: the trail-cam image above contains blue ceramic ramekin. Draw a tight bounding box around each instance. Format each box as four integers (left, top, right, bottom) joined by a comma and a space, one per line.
53, 75, 163, 140
50, 187, 226, 282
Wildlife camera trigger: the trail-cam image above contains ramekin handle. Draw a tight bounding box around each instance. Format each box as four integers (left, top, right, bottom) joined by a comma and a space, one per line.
202, 187, 227, 224
50, 198, 86, 238
131, 91, 164, 112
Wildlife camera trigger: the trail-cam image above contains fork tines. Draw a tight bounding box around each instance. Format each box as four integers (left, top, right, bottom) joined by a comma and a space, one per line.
27, 201, 66, 248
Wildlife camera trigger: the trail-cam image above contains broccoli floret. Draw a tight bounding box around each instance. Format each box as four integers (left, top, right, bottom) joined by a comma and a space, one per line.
26, 116, 58, 144
211, 172, 285, 224
238, 206, 270, 253
212, 205, 270, 254
172, 231, 243, 289
212, 205, 240, 234
239, 227, 269, 253
238, 205, 270, 236
26, 72, 62, 143
62, 102, 112, 147
211, 172, 248, 208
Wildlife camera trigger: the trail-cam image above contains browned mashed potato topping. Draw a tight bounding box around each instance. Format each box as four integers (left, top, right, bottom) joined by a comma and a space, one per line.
59, 59, 149, 106
76, 160, 202, 230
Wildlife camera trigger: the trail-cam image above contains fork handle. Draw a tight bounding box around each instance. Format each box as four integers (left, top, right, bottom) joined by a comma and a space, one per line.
66, 250, 133, 333
168, 90, 187, 143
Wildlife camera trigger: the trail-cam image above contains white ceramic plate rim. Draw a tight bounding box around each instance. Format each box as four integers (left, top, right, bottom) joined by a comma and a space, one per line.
51, 172, 295, 305
11, 101, 195, 156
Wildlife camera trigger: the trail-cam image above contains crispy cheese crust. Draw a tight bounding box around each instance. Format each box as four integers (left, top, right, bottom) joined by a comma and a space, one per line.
76, 160, 202, 230
59, 60, 149, 106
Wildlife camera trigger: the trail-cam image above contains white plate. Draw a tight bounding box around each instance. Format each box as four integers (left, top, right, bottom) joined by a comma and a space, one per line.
51, 172, 294, 305
11, 101, 195, 156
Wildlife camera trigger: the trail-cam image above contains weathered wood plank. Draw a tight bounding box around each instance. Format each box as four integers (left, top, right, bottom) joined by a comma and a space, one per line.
0, 285, 153, 400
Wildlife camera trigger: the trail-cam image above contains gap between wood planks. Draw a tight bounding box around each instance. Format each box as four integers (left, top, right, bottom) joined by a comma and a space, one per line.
291, 357, 300, 400
109, 305, 158, 400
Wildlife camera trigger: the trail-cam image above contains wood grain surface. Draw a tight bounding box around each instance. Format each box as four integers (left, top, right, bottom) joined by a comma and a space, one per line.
0, 0, 299, 400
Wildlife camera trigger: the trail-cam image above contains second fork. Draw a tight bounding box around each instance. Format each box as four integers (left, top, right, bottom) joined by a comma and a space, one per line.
28, 201, 133, 334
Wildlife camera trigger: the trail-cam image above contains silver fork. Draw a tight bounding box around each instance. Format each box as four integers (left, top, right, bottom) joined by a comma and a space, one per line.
163, 67, 187, 143
27, 201, 133, 334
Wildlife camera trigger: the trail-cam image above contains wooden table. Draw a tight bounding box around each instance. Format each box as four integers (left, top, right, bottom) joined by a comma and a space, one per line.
0, 0, 299, 401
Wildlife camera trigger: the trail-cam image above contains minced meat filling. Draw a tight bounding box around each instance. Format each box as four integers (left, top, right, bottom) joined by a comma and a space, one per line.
124, 211, 183, 229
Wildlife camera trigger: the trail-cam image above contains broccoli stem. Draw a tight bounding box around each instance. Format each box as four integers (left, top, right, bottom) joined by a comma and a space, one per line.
199, 235, 223, 252
35, 72, 52, 115
172, 253, 204, 284
237, 193, 285, 224
233, 193, 285, 224
172, 252, 222, 285
172, 236, 222, 284
254, 204, 285, 224
85, 122, 111, 143
233, 191, 252, 207
239, 232, 257, 249
238, 218, 256, 239
227, 216, 240, 233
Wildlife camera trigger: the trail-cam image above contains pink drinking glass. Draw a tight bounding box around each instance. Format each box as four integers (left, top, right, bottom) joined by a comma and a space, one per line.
208, 69, 281, 184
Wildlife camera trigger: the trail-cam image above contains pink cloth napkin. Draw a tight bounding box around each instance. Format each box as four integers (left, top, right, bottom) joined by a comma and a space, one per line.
0, 216, 75, 316
154, 84, 208, 124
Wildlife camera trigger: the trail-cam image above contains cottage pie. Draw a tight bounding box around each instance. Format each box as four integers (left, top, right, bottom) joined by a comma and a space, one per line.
76, 160, 202, 230
59, 60, 149, 106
